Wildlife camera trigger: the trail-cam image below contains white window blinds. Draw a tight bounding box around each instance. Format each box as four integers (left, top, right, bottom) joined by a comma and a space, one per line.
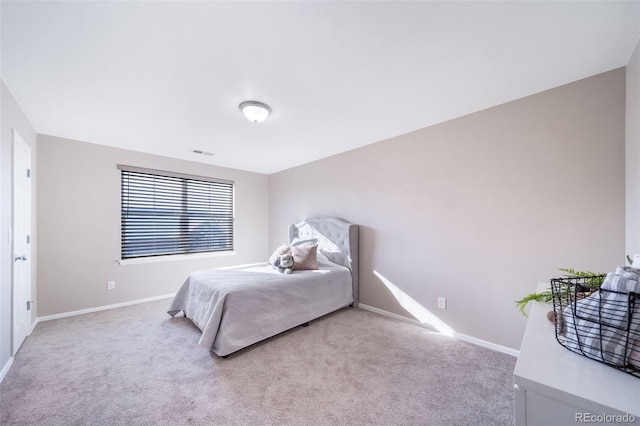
119, 166, 234, 259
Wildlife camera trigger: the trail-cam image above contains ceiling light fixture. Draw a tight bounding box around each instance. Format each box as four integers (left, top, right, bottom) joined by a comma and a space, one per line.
239, 100, 271, 123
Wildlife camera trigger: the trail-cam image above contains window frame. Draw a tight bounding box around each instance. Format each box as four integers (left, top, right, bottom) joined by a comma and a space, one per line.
118, 165, 235, 261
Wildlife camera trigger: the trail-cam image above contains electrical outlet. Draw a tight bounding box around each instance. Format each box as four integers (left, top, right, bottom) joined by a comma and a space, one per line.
437, 297, 447, 310
107, 281, 116, 290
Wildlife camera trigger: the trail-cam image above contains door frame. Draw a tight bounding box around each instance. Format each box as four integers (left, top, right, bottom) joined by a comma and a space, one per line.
12, 129, 32, 355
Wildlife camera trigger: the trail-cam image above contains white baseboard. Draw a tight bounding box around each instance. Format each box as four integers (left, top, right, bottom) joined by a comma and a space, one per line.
0, 357, 14, 383
359, 303, 519, 357
453, 330, 520, 357
37, 293, 176, 323
30, 317, 39, 334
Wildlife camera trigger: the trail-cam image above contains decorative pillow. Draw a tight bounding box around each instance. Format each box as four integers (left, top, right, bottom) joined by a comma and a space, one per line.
291, 243, 318, 270
269, 245, 291, 266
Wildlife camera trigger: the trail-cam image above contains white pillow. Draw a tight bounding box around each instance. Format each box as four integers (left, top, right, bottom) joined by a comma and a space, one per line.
291, 237, 317, 247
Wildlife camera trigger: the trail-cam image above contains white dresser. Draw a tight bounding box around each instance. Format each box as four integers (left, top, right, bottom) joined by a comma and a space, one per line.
513, 285, 640, 426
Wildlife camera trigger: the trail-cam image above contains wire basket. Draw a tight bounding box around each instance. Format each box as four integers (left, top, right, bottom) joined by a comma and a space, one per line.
551, 275, 640, 378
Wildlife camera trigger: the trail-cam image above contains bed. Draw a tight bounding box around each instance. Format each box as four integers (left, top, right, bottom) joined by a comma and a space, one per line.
167, 216, 359, 357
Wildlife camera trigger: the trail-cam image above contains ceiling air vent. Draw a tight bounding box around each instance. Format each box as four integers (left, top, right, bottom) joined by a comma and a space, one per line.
191, 149, 214, 156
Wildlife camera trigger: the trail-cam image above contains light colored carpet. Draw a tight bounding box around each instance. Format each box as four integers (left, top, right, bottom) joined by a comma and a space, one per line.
1, 299, 516, 425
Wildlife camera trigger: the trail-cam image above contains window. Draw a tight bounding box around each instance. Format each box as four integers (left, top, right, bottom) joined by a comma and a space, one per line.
119, 165, 234, 259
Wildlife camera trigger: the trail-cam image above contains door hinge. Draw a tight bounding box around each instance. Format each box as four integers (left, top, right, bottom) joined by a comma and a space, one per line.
26, 301, 31, 311
26, 168, 31, 178
26, 235, 30, 244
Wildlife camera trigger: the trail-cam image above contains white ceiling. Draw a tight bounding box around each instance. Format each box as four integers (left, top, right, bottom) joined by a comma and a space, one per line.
1, 1, 639, 174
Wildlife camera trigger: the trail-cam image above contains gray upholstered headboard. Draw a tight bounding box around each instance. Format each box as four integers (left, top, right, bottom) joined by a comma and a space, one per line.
288, 216, 359, 308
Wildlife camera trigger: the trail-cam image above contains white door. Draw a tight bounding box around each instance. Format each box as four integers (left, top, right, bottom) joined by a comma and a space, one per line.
13, 130, 32, 355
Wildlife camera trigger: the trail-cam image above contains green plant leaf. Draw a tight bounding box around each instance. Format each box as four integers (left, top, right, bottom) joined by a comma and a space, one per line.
516, 267, 606, 316
515, 291, 552, 317
557, 268, 605, 288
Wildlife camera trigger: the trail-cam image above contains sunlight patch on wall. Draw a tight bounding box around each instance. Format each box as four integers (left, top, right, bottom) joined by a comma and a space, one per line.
296, 222, 341, 253
373, 270, 454, 337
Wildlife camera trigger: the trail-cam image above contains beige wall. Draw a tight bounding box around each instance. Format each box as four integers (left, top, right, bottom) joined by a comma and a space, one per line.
269, 69, 626, 350
626, 38, 640, 257
36, 135, 269, 316
4, 62, 630, 361
1, 81, 38, 369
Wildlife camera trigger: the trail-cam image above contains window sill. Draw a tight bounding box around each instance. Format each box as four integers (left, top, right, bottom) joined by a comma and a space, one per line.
118, 251, 236, 266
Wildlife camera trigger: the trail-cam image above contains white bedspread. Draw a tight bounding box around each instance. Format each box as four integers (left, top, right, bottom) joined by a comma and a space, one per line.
168, 259, 353, 356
